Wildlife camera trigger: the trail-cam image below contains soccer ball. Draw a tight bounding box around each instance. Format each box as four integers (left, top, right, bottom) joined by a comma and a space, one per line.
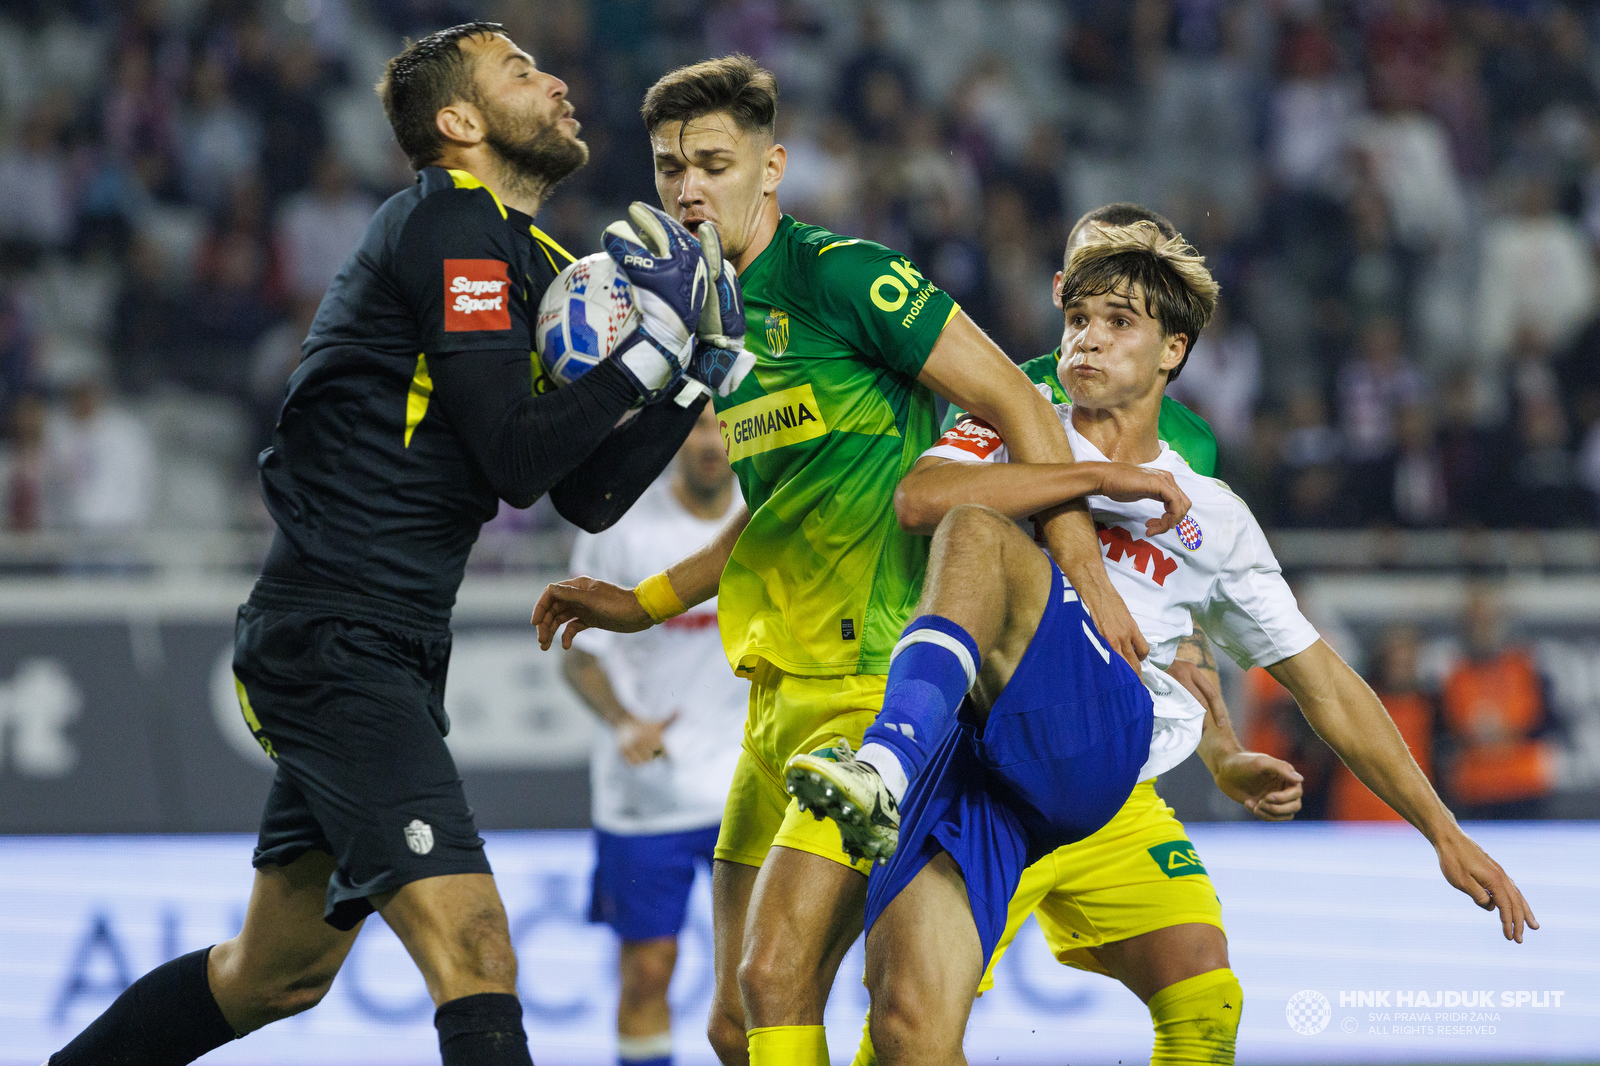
536, 253, 639, 386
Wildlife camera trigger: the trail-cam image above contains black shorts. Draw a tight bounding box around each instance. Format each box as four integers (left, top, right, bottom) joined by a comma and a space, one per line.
233, 578, 491, 930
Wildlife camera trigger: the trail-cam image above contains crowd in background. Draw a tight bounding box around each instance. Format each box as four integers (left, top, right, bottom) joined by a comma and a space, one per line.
3, 0, 1600, 537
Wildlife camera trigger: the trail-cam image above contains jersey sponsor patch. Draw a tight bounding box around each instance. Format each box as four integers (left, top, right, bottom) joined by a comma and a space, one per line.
1148, 839, 1208, 878
1176, 515, 1202, 551
718, 383, 828, 463
937, 417, 1004, 459
444, 259, 512, 332
1097, 521, 1178, 586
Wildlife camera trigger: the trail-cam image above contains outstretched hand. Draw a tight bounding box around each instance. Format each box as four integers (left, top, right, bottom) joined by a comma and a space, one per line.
1094, 462, 1191, 537
532, 576, 654, 651
1436, 829, 1539, 943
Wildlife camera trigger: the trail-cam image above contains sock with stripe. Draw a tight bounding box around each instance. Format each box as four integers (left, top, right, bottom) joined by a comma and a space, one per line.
747, 1024, 829, 1066
1147, 967, 1242, 1066
618, 1029, 672, 1066
856, 615, 979, 803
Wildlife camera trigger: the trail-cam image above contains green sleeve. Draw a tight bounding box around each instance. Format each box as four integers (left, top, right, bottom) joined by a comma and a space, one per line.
937, 348, 1220, 478
941, 350, 1064, 433
807, 239, 956, 379
1157, 397, 1218, 477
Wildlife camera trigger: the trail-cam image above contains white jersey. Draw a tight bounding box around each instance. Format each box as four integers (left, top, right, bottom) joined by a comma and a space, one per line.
923, 403, 1320, 779
569, 481, 749, 835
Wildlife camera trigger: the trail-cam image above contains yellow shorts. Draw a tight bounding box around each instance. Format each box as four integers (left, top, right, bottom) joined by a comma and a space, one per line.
713, 661, 885, 875
978, 779, 1224, 992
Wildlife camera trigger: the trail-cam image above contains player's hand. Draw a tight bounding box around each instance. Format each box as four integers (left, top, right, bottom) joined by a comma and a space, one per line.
1435, 828, 1538, 943
1093, 463, 1191, 537
1215, 751, 1303, 821
677, 219, 754, 402
603, 202, 708, 401
532, 576, 654, 651
1074, 570, 1148, 669
616, 710, 680, 765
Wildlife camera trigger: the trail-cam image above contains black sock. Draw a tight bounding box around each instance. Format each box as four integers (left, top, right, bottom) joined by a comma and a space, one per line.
436, 992, 534, 1066
51, 947, 238, 1066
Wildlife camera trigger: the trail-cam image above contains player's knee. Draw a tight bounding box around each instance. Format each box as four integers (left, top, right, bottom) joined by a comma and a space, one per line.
735, 943, 797, 1017
453, 904, 518, 988
868, 984, 955, 1064
706, 1005, 747, 1063
938, 503, 1012, 545
621, 940, 677, 1003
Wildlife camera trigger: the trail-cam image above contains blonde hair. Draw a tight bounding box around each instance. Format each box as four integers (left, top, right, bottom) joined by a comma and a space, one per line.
1058, 220, 1220, 382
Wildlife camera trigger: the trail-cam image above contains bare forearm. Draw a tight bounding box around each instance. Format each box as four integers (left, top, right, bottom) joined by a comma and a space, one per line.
562, 650, 634, 728
1178, 630, 1243, 775
1270, 641, 1455, 840
895, 460, 1107, 534
658, 503, 750, 608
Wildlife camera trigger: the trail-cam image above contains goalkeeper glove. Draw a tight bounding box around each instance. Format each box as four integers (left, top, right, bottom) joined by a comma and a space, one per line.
602, 202, 708, 401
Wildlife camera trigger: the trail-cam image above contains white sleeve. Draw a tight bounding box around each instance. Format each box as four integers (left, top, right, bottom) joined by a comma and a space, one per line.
1196, 502, 1321, 670
567, 529, 620, 658
920, 416, 1010, 464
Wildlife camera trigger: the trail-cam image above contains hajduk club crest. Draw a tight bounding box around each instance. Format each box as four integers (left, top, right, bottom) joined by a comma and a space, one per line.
1176, 515, 1202, 551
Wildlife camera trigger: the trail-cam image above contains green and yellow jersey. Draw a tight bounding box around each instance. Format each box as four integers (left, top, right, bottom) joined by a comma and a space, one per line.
714, 216, 957, 677
941, 349, 1219, 477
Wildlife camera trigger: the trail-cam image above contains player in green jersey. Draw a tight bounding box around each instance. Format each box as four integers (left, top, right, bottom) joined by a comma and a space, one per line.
532, 58, 1183, 1066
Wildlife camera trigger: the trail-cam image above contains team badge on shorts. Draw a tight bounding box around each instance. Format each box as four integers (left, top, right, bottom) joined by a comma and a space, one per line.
1176, 515, 1202, 551
404, 819, 435, 855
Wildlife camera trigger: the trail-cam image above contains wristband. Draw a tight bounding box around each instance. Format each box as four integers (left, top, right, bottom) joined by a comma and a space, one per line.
635, 571, 686, 624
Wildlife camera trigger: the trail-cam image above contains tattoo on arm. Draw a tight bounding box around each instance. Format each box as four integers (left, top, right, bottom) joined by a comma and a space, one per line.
1175, 630, 1218, 673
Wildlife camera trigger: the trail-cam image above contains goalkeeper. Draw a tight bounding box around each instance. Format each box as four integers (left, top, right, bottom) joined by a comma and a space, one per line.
50, 24, 745, 1066
534, 55, 1150, 1066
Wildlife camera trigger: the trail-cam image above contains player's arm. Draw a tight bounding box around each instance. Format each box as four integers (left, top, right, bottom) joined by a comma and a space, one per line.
1167, 630, 1303, 821
430, 352, 660, 511
533, 503, 750, 650
916, 313, 1155, 667
547, 392, 710, 531
894, 452, 1189, 538
1268, 640, 1538, 942
563, 648, 678, 764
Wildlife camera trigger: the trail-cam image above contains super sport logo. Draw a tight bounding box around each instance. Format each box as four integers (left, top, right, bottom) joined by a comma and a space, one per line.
937, 417, 1003, 459
444, 259, 512, 332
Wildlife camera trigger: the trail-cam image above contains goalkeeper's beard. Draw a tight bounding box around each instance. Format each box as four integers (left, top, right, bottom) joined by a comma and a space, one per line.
484, 101, 590, 199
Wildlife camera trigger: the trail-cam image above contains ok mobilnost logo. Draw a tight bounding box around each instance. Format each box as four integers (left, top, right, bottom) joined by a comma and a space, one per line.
1287, 989, 1332, 1035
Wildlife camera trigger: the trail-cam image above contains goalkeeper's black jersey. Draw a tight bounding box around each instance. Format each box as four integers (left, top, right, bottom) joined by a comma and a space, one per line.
258, 165, 573, 620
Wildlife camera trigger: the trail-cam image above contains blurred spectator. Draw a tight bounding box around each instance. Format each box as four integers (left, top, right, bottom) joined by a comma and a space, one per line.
41, 377, 155, 531
1389, 404, 1448, 527
1348, 63, 1469, 252
0, 101, 73, 251
1510, 397, 1585, 527
1477, 172, 1596, 366
179, 55, 261, 211
188, 181, 284, 394
776, 113, 862, 234
1269, 11, 1359, 193
1440, 587, 1559, 819
1336, 316, 1426, 518
0, 394, 46, 531
277, 151, 377, 301
256, 45, 328, 203
1330, 625, 1437, 821
1437, 371, 1510, 526
833, 9, 915, 140
1167, 298, 1260, 453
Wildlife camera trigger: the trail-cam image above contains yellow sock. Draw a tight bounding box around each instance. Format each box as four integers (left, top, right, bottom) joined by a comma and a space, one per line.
1147, 967, 1243, 1066
747, 1024, 829, 1066
849, 1010, 876, 1066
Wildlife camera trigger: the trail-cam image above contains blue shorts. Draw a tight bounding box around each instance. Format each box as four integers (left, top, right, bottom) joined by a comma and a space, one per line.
588, 823, 719, 942
864, 562, 1154, 969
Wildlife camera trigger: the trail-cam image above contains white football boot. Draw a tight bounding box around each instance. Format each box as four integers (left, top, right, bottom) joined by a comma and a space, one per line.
784, 738, 900, 864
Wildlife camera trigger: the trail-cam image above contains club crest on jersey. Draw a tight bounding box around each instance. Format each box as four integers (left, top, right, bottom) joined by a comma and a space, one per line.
404, 818, 435, 855
765, 309, 789, 357
1177, 515, 1202, 551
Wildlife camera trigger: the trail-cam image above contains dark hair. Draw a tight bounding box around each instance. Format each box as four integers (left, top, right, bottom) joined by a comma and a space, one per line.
377, 21, 506, 170
641, 54, 778, 137
1058, 221, 1219, 384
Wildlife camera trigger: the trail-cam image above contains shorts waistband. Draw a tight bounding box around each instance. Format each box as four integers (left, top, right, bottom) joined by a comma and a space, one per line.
247, 576, 450, 634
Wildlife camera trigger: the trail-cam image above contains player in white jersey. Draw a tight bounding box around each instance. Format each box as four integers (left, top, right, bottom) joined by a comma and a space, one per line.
800, 221, 1536, 1066
564, 404, 749, 1066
